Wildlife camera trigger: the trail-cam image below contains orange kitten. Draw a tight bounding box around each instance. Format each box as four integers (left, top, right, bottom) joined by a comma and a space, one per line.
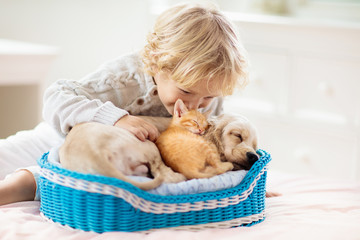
156, 99, 233, 179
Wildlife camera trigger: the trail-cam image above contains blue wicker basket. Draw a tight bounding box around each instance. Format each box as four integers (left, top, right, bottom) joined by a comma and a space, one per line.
37, 149, 271, 232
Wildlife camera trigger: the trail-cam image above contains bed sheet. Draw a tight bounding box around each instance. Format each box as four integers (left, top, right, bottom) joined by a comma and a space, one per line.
1, 170, 359, 240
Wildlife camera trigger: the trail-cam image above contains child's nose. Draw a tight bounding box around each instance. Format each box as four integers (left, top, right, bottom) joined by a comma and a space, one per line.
188, 99, 203, 110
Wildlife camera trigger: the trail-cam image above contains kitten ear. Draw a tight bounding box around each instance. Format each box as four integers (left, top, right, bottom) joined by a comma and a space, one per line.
174, 99, 188, 118
203, 109, 213, 118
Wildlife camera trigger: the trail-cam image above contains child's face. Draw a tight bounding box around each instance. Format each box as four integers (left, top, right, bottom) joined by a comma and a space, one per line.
154, 72, 221, 115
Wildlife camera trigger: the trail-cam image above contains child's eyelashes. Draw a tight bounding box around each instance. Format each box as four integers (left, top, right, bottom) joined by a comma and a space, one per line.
180, 88, 191, 94
178, 88, 216, 99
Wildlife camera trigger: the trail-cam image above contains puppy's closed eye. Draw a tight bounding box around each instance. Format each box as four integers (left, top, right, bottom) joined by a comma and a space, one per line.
231, 132, 243, 142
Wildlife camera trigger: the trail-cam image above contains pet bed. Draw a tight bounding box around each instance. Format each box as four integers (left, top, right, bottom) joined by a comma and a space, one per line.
45, 146, 249, 196
36, 149, 271, 232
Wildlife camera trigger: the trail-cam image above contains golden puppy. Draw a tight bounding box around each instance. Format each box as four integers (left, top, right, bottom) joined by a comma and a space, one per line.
139, 114, 259, 170
204, 114, 259, 170
141, 115, 279, 197
60, 122, 185, 190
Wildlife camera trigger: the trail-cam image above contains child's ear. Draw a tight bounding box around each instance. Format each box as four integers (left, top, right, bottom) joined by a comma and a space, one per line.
174, 99, 188, 118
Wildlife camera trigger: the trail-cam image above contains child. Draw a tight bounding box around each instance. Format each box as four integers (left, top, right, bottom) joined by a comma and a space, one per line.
0, 3, 248, 205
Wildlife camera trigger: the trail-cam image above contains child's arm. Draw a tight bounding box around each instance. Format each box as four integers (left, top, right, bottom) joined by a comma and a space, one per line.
42, 54, 148, 137
0, 170, 36, 206
43, 78, 129, 136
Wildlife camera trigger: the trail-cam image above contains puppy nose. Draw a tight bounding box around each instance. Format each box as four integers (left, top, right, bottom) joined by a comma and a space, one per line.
246, 152, 259, 166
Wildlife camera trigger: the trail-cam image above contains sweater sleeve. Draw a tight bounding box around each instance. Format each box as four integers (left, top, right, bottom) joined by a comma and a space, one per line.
42, 54, 145, 136
42, 80, 128, 135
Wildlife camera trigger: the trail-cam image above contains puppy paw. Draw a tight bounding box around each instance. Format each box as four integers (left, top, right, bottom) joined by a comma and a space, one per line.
224, 162, 234, 171
132, 165, 149, 176
217, 162, 234, 174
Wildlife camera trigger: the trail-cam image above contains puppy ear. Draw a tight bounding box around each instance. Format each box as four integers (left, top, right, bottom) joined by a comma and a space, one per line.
174, 99, 188, 118
214, 126, 223, 146
206, 121, 225, 153
213, 119, 230, 152
253, 139, 258, 150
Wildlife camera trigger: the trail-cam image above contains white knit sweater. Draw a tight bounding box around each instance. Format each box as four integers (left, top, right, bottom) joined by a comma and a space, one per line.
43, 52, 224, 136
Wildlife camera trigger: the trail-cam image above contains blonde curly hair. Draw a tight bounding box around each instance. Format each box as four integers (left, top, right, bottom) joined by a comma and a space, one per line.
142, 3, 248, 96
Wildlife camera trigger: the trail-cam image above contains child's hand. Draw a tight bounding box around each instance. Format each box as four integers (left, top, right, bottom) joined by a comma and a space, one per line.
266, 191, 281, 197
114, 115, 160, 142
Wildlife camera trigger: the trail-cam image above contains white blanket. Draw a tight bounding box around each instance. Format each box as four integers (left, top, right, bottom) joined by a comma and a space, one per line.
130, 170, 247, 195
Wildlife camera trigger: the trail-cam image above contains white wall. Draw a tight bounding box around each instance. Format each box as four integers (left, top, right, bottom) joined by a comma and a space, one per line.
0, 0, 152, 84
0, 0, 153, 136
221, 9, 360, 180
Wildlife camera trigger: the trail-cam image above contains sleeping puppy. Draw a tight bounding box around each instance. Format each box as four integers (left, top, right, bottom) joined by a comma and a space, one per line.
140, 115, 280, 197
202, 114, 280, 197
59, 122, 185, 190
203, 114, 259, 170
141, 114, 259, 170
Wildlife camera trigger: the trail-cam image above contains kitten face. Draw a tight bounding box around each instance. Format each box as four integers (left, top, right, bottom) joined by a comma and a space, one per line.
179, 110, 208, 135
156, 98, 233, 180
173, 99, 209, 135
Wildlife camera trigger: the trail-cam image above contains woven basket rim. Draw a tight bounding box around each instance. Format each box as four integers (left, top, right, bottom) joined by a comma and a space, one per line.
37, 149, 271, 203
